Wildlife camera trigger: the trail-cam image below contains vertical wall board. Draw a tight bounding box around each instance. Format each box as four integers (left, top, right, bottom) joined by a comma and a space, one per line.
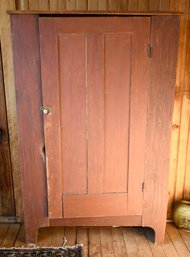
170, 0, 179, 11
118, 0, 128, 11
39, 0, 50, 10
148, 0, 159, 11
66, 0, 76, 10
98, 0, 107, 10
15, 0, 29, 10
88, 0, 98, 10
159, 0, 170, 11
128, 0, 139, 10
76, 0, 87, 10
58, 0, 66, 10
168, 92, 182, 218
0, 48, 15, 216
174, 92, 190, 202
108, 0, 118, 11
0, 0, 22, 219
28, 0, 39, 10
49, 0, 58, 10
183, 115, 190, 200
138, 0, 149, 11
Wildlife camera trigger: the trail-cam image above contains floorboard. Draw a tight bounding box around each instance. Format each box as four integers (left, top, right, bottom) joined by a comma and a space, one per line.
0, 223, 190, 257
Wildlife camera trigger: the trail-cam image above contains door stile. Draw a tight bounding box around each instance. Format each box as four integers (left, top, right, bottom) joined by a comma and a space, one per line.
127, 17, 150, 214
39, 21, 63, 219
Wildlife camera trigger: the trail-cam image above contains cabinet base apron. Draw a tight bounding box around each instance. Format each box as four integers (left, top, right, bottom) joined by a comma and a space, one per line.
24, 215, 166, 244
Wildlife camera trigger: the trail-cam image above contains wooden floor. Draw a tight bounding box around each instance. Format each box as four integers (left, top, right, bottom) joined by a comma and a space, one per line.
0, 223, 190, 256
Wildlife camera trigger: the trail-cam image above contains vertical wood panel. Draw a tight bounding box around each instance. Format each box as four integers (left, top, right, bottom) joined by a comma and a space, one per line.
98, 0, 107, 10
108, 0, 118, 11
59, 35, 86, 195
15, 0, 29, 10
159, 0, 170, 11
87, 34, 104, 194
0, 48, 15, 216
38, 0, 49, 10
170, 0, 179, 11
104, 33, 131, 193
118, 0, 128, 11
184, 116, 190, 199
148, 0, 159, 11
128, 17, 150, 213
143, 17, 180, 243
11, 14, 48, 242
138, 0, 148, 11
40, 20, 63, 218
28, 0, 39, 10
174, 92, 190, 202
128, 0, 139, 10
0, 0, 22, 219
58, 0, 66, 10
66, 0, 76, 10
76, 0, 87, 10
168, 93, 182, 218
88, 0, 98, 10
49, 0, 58, 10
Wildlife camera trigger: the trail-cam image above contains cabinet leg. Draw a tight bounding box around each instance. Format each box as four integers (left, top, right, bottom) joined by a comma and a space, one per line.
24, 224, 38, 244
152, 224, 166, 244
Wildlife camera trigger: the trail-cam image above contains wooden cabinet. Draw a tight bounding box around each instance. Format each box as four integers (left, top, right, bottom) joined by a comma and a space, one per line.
10, 13, 180, 244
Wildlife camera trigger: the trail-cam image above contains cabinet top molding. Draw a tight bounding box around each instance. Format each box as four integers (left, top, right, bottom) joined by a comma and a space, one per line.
7, 10, 182, 16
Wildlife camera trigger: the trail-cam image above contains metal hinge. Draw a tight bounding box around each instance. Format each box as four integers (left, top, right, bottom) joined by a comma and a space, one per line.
147, 44, 152, 58
142, 182, 145, 192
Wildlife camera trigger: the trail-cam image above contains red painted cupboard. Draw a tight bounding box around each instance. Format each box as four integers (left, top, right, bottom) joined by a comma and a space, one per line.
10, 13, 179, 243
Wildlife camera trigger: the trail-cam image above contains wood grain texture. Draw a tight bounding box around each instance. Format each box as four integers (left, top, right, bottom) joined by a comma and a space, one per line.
11, 15, 48, 242
58, 0, 66, 10
88, 0, 98, 10
108, 0, 118, 11
39, 19, 63, 218
76, 0, 87, 10
0, 0, 22, 219
139, 0, 149, 11
128, 0, 139, 10
159, 0, 170, 11
0, 48, 15, 216
104, 32, 131, 193
174, 92, 190, 202
128, 17, 150, 214
50, 215, 141, 226
49, 0, 58, 10
142, 16, 180, 243
15, 0, 29, 10
87, 34, 104, 194
63, 194, 129, 218
98, 0, 107, 10
59, 34, 87, 195
66, 0, 76, 10
38, 0, 50, 10
28, 0, 39, 10
149, 0, 159, 11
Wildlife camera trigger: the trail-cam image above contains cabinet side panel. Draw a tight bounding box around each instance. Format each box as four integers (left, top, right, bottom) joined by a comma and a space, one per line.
142, 16, 180, 243
11, 15, 48, 243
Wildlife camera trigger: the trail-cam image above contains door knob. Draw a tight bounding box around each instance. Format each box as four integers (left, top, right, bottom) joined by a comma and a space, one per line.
40, 106, 50, 115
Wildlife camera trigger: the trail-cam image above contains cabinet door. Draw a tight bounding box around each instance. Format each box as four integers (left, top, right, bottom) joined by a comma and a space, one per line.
39, 17, 150, 219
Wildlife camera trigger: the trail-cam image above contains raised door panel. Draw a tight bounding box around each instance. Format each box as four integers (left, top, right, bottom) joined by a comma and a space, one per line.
39, 17, 150, 219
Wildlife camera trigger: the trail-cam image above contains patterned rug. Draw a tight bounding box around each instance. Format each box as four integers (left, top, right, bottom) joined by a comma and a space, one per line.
0, 245, 82, 257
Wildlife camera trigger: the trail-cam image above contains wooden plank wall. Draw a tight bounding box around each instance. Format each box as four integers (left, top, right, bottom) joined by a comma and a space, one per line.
0, 0, 189, 219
